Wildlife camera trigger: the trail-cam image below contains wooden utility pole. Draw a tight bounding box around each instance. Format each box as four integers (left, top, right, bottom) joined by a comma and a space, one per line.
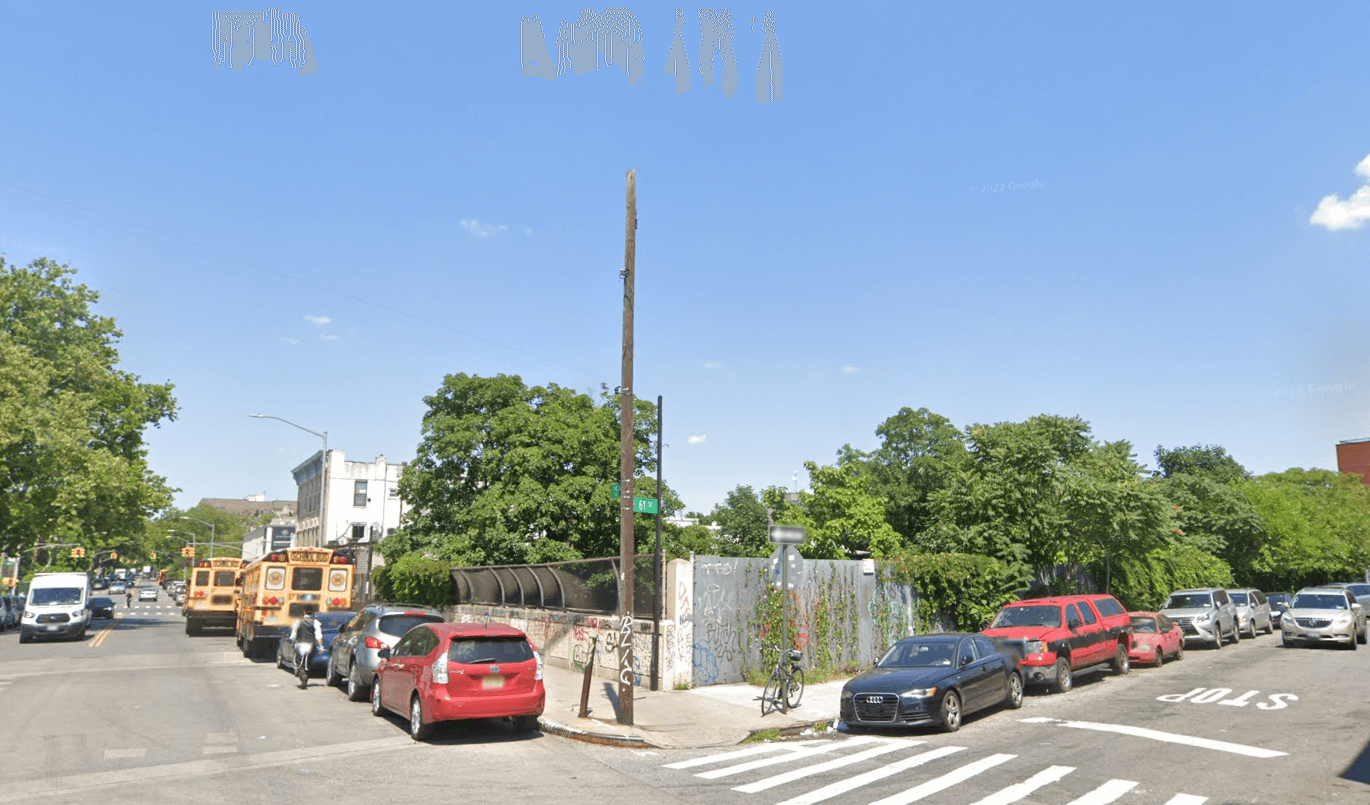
617, 169, 637, 725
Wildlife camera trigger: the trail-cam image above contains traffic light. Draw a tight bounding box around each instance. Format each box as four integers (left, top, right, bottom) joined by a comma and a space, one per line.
150, 552, 156, 560
181, 546, 195, 557
109, 552, 118, 561
70, 548, 80, 558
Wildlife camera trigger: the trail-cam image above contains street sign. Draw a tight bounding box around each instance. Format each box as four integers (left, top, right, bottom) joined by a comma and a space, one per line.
768, 525, 807, 545
611, 483, 621, 499
769, 545, 804, 591
632, 497, 658, 514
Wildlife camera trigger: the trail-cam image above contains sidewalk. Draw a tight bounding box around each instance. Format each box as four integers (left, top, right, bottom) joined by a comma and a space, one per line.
536, 662, 850, 749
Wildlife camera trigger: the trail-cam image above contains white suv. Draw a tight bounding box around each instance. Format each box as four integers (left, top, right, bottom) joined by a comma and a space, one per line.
1161, 588, 1239, 648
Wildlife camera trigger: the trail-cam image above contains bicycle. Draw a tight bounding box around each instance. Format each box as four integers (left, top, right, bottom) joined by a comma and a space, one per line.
760, 645, 805, 716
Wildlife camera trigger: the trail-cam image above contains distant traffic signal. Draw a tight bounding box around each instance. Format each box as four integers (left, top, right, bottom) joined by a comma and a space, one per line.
181, 546, 195, 557
150, 552, 156, 560
109, 552, 118, 560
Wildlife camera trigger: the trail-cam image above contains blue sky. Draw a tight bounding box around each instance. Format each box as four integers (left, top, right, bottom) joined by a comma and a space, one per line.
2, 2, 1368, 516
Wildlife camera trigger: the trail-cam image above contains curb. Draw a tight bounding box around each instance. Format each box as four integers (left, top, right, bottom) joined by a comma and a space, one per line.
742, 718, 837, 742
537, 717, 657, 748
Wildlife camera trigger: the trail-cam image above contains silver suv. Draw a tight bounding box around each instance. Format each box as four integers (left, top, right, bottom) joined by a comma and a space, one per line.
1227, 588, 1273, 639
325, 603, 445, 702
1161, 588, 1239, 648
1281, 587, 1367, 649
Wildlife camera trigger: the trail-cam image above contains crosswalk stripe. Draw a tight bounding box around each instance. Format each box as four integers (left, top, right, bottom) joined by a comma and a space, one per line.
663, 741, 830, 770
733, 740, 911, 793
868, 753, 1016, 805
1162, 796, 1206, 805
696, 735, 886, 779
773, 745, 967, 805
965, 765, 1075, 805
1064, 779, 1138, 805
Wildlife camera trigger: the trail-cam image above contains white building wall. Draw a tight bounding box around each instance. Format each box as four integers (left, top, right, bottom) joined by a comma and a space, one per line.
319, 451, 406, 549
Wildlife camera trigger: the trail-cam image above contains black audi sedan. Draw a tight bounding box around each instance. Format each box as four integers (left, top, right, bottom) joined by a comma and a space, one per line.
840, 633, 1024, 733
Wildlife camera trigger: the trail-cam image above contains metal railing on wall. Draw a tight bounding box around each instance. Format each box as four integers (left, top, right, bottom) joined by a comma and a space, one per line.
449, 554, 657, 615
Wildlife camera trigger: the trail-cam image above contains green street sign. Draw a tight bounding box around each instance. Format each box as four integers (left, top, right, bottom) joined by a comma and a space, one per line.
633, 497, 659, 514
611, 483, 621, 499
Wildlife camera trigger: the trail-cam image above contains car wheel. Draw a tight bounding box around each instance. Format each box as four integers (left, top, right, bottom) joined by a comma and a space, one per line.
1174, 641, 1184, 661
370, 678, 385, 716
347, 661, 368, 702
1231, 622, 1241, 644
1153, 645, 1164, 667
1213, 630, 1224, 649
1359, 626, 1367, 645
937, 690, 962, 733
1006, 672, 1024, 710
1111, 645, 1130, 676
18, 630, 31, 644
409, 696, 432, 741
1281, 634, 1293, 648
1247, 619, 1257, 639
276, 648, 286, 670
511, 714, 539, 734
1349, 631, 1359, 651
1264, 617, 1274, 635
326, 658, 343, 688
1051, 658, 1072, 694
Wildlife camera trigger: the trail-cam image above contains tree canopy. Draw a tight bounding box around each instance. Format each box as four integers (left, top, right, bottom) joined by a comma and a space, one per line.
0, 257, 176, 557
385, 373, 677, 566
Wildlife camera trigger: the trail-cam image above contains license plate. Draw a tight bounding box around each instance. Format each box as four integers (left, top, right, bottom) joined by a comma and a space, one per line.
482, 676, 505, 690
45, 625, 59, 631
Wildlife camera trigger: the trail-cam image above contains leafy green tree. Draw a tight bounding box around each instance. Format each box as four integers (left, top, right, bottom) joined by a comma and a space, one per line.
708, 485, 770, 556
762, 461, 902, 560
387, 374, 676, 566
0, 257, 176, 556
840, 407, 968, 544
1241, 468, 1370, 590
1153, 444, 1252, 484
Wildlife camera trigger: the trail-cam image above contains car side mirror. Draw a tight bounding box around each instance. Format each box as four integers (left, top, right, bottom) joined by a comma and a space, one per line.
377, 648, 391, 660
960, 655, 972, 668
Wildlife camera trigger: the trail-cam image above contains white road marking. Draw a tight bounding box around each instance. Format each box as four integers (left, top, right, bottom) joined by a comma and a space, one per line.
965, 765, 1075, 805
0, 736, 412, 801
663, 740, 829, 769
101, 749, 146, 760
1163, 796, 1207, 805
1064, 779, 1138, 805
773, 745, 966, 805
733, 740, 910, 793
868, 753, 1016, 805
696, 735, 885, 779
1020, 717, 1287, 758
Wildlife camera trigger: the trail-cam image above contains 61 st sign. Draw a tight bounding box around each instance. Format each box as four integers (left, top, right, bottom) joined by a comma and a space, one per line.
610, 484, 658, 514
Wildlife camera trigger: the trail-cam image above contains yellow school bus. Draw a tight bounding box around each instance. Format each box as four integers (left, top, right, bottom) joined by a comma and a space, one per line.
184, 557, 246, 636
235, 548, 353, 659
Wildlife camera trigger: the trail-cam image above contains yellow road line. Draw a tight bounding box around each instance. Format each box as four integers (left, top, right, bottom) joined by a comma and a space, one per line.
88, 614, 121, 648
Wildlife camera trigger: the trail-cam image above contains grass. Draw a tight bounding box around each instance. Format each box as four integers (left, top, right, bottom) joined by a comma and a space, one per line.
743, 729, 782, 743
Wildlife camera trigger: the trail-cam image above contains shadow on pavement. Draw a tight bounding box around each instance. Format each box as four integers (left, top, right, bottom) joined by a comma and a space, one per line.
1341, 736, 1370, 785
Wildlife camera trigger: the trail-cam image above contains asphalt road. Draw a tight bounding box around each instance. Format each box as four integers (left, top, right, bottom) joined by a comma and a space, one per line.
1, 604, 1367, 805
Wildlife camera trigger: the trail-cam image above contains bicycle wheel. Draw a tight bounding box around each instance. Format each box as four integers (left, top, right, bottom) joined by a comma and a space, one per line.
784, 668, 805, 710
761, 669, 781, 716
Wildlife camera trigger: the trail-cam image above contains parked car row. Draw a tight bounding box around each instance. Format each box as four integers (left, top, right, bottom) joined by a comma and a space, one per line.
267, 602, 546, 742
840, 582, 1366, 735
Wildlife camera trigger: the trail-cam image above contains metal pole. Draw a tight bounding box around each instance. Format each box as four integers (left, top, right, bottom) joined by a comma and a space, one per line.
651, 394, 662, 691
617, 168, 637, 725
781, 544, 788, 714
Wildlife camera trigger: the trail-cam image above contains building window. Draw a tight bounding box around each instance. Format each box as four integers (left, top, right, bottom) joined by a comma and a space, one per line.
354, 480, 367, 507
352, 523, 366, 543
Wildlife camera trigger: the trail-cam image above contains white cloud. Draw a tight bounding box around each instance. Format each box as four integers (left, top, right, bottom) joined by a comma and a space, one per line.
1310, 153, 1370, 231
703, 361, 723, 369
687, 434, 707, 444
304, 314, 332, 326
319, 333, 338, 342
277, 337, 299, 346
523, 226, 533, 237
841, 365, 861, 374
460, 218, 510, 238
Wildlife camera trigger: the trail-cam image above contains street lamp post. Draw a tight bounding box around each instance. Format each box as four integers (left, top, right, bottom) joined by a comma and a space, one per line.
251, 414, 328, 548
180, 516, 216, 559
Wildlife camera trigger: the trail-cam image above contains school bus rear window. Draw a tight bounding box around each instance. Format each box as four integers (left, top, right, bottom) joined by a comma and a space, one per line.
213, 571, 236, 587
292, 567, 322, 591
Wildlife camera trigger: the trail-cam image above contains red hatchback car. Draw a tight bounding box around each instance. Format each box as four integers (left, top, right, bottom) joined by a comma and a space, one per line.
1127, 611, 1184, 667
371, 622, 545, 740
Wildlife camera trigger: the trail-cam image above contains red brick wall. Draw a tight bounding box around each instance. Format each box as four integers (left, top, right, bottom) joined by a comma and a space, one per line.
1336, 441, 1370, 487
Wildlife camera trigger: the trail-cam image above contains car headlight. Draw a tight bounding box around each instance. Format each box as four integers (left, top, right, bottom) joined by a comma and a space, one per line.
1196, 611, 1215, 623
900, 688, 937, 700
1333, 613, 1352, 625
1024, 640, 1045, 655
22, 611, 35, 621
840, 689, 854, 702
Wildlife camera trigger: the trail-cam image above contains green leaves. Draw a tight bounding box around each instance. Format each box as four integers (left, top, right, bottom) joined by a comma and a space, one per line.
390, 374, 675, 566
0, 257, 176, 555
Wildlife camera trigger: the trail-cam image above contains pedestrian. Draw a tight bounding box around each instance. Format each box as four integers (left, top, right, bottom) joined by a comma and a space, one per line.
125, 590, 133, 608
289, 602, 323, 689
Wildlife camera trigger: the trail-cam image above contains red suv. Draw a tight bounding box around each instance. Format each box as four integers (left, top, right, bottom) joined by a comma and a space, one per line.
981, 594, 1132, 693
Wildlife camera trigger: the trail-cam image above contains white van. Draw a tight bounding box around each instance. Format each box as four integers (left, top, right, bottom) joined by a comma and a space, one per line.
20, 572, 92, 643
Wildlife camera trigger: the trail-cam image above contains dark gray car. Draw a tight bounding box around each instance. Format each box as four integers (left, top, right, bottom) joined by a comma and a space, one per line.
326, 603, 445, 702
1228, 588, 1273, 638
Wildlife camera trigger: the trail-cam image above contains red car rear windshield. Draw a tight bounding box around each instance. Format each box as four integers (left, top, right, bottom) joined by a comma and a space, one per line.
448, 636, 534, 665
990, 605, 1062, 629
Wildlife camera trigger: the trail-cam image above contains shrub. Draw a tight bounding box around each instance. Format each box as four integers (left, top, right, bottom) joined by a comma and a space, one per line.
883, 553, 1019, 632
372, 554, 455, 607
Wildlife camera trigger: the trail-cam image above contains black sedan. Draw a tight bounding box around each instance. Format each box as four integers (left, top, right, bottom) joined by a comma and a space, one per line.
275, 613, 355, 677
840, 633, 1024, 733
89, 597, 116, 619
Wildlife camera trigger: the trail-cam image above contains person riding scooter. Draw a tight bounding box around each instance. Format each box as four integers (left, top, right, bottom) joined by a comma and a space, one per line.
289, 596, 324, 689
